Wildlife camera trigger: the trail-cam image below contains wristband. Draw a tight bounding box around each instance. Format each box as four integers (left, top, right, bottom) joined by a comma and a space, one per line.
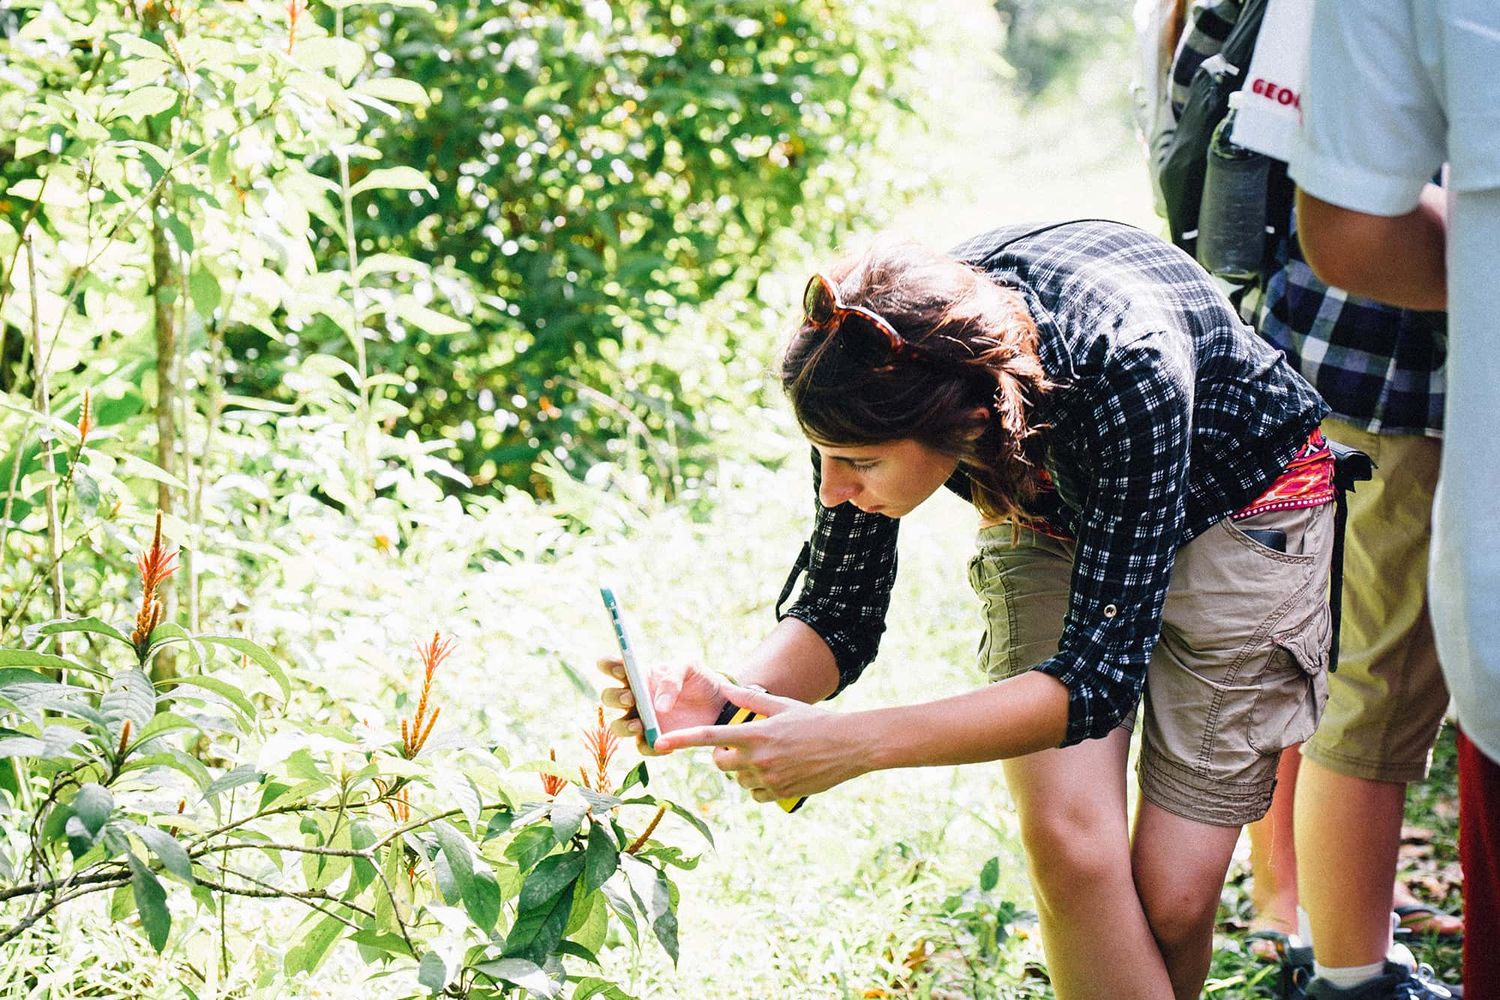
714, 682, 805, 814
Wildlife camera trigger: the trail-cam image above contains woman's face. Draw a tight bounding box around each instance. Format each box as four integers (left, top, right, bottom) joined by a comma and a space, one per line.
813, 438, 960, 518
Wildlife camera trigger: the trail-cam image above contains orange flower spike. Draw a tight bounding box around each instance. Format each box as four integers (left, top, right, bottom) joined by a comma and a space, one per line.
286, 0, 302, 54
540, 748, 566, 797
135, 511, 179, 596
582, 705, 619, 793
413, 705, 440, 756
404, 632, 453, 758
130, 512, 178, 651
116, 719, 132, 758
76, 389, 93, 445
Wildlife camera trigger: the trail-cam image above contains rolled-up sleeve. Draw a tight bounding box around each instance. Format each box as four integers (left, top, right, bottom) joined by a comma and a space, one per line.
1035, 337, 1192, 745
776, 448, 900, 693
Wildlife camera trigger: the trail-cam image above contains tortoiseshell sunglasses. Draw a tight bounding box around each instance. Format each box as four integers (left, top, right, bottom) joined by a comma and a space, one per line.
802, 272, 923, 367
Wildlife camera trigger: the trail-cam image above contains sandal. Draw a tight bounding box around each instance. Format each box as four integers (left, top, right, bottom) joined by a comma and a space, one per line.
1395, 903, 1464, 941
1246, 930, 1315, 1000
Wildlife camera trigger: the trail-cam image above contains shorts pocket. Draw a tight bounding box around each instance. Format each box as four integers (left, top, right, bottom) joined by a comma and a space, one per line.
1248, 604, 1331, 754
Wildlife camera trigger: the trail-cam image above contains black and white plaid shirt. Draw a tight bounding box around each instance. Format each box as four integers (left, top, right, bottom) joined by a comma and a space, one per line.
776, 220, 1328, 746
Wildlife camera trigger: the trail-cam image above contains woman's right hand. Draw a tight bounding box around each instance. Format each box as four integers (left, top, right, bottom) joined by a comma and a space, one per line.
597, 657, 728, 756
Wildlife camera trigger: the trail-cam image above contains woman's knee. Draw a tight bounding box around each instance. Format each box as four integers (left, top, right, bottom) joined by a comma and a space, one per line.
1016, 801, 1131, 890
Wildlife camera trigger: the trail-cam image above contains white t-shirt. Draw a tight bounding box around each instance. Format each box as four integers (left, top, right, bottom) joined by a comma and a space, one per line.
1290, 0, 1500, 760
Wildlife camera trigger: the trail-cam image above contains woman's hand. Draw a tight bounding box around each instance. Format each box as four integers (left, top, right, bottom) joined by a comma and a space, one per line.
652, 683, 875, 801
597, 657, 728, 756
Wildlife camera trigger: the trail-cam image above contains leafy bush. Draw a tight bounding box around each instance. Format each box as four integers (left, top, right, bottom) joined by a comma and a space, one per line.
223, 0, 943, 493
1, 512, 705, 998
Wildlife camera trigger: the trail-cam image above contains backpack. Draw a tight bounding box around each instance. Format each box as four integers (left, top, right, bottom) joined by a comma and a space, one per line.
1158, 0, 1295, 269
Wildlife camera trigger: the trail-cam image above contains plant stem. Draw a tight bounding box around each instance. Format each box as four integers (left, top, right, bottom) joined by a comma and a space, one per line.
335, 6, 372, 511
23, 237, 66, 655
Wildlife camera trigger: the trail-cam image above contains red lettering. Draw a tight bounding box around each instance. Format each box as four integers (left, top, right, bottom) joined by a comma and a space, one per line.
1247, 78, 1302, 111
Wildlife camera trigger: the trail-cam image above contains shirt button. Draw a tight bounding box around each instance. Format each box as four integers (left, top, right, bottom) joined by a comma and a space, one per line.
1103, 603, 1118, 619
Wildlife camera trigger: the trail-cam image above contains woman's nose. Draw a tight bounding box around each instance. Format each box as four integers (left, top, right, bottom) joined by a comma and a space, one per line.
819, 462, 858, 507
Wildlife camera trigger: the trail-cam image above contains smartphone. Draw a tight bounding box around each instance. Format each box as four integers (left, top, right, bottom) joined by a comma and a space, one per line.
599, 586, 660, 748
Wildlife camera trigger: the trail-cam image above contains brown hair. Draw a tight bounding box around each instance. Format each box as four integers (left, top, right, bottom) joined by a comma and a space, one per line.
781, 238, 1053, 521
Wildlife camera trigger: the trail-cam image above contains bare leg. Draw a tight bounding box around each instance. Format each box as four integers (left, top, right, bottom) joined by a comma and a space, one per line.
1002, 728, 1173, 1000
1294, 757, 1406, 967
1132, 799, 1244, 1000
1248, 747, 1303, 942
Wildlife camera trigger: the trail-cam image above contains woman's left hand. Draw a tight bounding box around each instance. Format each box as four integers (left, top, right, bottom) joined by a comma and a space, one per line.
651, 683, 875, 801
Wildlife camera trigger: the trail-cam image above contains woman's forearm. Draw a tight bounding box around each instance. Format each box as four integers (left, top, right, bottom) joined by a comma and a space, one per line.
858, 670, 1072, 770
735, 615, 841, 704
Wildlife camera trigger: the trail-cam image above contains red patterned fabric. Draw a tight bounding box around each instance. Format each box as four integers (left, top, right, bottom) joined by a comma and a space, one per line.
1232, 428, 1335, 519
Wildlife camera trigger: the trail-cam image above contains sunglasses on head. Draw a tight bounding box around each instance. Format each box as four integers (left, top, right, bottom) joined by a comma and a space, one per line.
802, 272, 924, 368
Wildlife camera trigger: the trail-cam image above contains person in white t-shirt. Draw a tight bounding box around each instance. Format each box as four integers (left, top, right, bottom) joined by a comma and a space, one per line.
1292, 1, 1500, 996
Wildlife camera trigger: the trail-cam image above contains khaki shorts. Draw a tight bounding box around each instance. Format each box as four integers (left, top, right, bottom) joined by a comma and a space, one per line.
1302, 418, 1447, 783
968, 502, 1334, 827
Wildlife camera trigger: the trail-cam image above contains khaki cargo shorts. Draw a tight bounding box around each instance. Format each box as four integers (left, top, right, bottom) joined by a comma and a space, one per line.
968, 503, 1334, 827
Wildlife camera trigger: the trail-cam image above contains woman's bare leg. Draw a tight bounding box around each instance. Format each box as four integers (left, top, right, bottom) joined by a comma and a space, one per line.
1002, 727, 1173, 1000
1132, 800, 1243, 1000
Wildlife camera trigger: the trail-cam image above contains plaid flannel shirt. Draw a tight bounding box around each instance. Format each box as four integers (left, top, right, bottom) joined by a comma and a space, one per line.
777, 220, 1327, 746
1168, 0, 1446, 435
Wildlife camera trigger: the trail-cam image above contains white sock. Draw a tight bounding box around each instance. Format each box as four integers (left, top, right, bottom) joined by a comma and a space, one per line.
1313, 960, 1387, 990
1298, 905, 1314, 948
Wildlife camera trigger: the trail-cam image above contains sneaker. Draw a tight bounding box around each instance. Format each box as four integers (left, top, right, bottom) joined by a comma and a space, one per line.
1305, 961, 1462, 1000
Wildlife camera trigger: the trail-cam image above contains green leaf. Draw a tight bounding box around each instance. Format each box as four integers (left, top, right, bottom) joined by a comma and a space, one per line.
572, 978, 638, 1000
0, 649, 104, 678
473, 958, 557, 998
124, 748, 213, 790
582, 824, 618, 894
159, 675, 257, 722
202, 764, 263, 801
392, 299, 470, 336
188, 266, 221, 320
128, 852, 171, 952
621, 762, 648, 791
74, 469, 101, 512
110, 883, 134, 921
283, 913, 343, 975
417, 951, 448, 993
22, 616, 131, 647
67, 783, 113, 857
663, 800, 713, 848
550, 788, 589, 844
348, 928, 414, 959
101, 669, 156, 743
433, 820, 500, 930
565, 884, 609, 956
601, 884, 639, 944
506, 852, 586, 962
0, 668, 53, 687
134, 826, 194, 884
621, 855, 677, 964
349, 166, 436, 199
115, 454, 187, 491
355, 77, 429, 106
0, 736, 47, 759
195, 636, 290, 701
108, 86, 178, 123
980, 856, 1000, 893
130, 712, 203, 749
144, 623, 204, 670
505, 825, 555, 872
73, 784, 113, 836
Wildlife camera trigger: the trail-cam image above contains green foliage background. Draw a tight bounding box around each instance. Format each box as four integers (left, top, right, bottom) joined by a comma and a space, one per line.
20, 0, 1458, 996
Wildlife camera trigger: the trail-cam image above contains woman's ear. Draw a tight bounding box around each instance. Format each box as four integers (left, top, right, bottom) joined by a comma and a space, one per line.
961, 406, 990, 442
